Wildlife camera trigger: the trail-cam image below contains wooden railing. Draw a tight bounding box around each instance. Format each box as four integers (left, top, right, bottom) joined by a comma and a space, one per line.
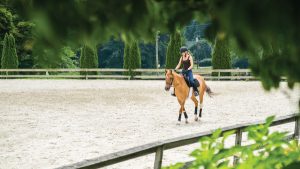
0, 68, 254, 80
55, 113, 300, 169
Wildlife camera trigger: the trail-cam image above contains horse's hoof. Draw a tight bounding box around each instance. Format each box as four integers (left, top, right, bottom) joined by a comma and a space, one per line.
185, 120, 189, 124
176, 122, 181, 125
194, 117, 198, 121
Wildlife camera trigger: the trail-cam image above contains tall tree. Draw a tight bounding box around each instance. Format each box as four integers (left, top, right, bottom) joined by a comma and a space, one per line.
80, 44, 98, 75
165, 35, 174, 69
173, 31, 182, 67
1, 33, 18, 69
130, 41, 141, 69
166, 30, 182, 69
123, 40, 141, 77
212, 35, 231, 75
123, 41, 130, 70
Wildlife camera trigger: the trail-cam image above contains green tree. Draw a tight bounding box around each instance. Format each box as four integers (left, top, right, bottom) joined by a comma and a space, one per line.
14, 21, 35, 68
1, 33, 18, 70
212, 36, 231, 75
189, 40, 212, 67
123, 41, 130, 71
0, 7, 14, 38
166, 30, 182, 69
130, 41, 141, 69
165, 35, 174, 69
123, 40, 141, 77
0, 7, 14, 66
99, 39, 124, 68
60, 46, 77, 68
80, 44, 98, 75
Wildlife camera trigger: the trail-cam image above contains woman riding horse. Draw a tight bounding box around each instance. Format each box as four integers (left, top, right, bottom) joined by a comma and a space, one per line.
175, 46, 199, 96
165, 46, 212, 124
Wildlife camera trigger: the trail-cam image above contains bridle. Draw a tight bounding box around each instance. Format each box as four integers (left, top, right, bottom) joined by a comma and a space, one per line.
166, 70, 174, 86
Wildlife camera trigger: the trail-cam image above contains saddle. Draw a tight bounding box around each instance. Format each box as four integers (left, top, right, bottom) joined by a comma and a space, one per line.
182, 74, 200, 88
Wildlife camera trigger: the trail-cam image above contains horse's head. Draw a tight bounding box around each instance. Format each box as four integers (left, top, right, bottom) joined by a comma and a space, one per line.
165, 69, 174, 91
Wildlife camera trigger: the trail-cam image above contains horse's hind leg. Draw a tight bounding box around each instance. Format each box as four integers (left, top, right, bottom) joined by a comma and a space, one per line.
199, 92, 204, 118
177, 107, 182, 125
191, 96, 199, 121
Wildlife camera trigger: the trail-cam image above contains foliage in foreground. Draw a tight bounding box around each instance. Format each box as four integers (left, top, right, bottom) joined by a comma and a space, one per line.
164, 116, 300, 169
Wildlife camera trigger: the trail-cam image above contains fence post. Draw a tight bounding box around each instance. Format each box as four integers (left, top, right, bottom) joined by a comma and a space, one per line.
233, 128, 242, 165
294, 115, 300, 144
218, 71, 220, 81
154, 146, 164, 169
85, 69, 88, 80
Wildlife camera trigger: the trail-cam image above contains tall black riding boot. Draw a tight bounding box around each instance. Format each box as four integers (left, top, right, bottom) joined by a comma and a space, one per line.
193, 86, 199, 96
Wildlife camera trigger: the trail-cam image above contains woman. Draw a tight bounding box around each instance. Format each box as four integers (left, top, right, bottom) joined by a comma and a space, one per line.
175, 46, 199, 96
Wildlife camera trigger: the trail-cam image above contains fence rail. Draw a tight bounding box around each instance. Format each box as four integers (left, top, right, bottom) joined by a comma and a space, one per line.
0, 68, 255, 80
55, 113, 300, 169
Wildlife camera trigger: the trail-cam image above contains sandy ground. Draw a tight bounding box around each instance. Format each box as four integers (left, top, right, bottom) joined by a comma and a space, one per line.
0, 80, 299, 169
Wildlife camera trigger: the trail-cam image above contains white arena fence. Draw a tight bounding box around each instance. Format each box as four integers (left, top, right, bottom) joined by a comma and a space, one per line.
0, 68, 257, 80
54, 114, 300, 169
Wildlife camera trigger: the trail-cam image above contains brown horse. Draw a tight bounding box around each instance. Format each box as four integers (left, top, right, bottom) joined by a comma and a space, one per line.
165, 69, 212, 124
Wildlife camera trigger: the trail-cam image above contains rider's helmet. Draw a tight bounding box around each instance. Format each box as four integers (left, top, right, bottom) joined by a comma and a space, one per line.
180, 46, 188, 53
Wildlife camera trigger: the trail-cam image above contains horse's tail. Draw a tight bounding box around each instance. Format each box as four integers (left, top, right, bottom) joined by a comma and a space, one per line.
205, 85, 213, 97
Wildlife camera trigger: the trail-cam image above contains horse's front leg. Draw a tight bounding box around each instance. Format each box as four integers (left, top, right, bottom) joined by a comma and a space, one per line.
191, 96, 199, 121
177, 106, 188, 124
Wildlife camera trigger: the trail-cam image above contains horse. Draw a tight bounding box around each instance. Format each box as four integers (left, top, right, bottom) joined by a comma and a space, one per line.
164, 69, 213, 124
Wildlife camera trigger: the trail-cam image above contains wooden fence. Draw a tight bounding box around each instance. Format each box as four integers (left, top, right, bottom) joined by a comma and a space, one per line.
0, 68, 254, 80
55, 113, 300, 169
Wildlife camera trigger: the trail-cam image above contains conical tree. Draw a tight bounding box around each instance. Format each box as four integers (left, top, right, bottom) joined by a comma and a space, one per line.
129, 41, 141, 70
173, 30, 183, 67
1, 33, 19, 71
123, 40, 141, 77
165, 30, 182, 68
80, 44, 98, 75
212, 36, 231, 76
165, 35, 174, 69
123, 41, 130, 72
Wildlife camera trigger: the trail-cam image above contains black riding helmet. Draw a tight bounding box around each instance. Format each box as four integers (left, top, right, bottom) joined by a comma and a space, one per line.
180, 46, 188, 53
